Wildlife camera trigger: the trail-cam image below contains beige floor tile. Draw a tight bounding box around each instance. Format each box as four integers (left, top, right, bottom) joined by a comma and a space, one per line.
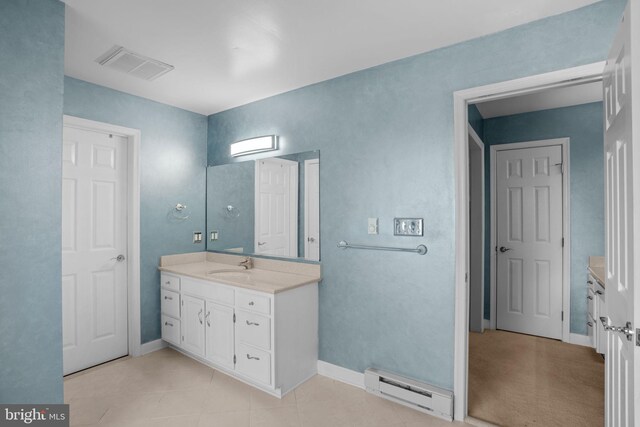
96, 393, 164, 425
68, 396, 112, 426
198, 411, 250, 427
294, 375, 338, 403
250, 388, 297, 409
251, 405, 300, 427
201, 378, 251, 413
151, 387, 208, 418
298, 399, 353, 427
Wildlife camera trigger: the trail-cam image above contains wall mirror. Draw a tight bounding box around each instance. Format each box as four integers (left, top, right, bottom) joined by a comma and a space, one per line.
206, 150, 320, 261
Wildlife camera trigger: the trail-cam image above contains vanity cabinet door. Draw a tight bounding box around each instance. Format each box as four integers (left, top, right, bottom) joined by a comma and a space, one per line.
181, 295, 205, 357
205, 301, 235, 369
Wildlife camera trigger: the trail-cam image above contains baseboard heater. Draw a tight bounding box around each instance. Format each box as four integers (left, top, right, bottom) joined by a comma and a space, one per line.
364, 368, 453, 421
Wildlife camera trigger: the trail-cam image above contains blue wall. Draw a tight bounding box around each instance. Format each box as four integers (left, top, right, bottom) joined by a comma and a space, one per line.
0, 0, 65, 403
207, 1, 624, 389
207, 162, 255, 253
468, 104, 484, 138
483, 102, 605, 335
63, 77, 208, 343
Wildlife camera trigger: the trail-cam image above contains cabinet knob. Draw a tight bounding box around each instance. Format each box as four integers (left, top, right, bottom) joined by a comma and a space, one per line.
249, 301, 255, 306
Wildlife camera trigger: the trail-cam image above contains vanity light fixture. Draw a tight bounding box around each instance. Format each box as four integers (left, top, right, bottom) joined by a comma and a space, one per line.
230, 135, 278, 157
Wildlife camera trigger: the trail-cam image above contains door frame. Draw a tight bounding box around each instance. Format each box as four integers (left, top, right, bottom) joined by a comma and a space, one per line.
467, 124, 485, 333
489, 138, 570, 340
452, 61, 605, 421
62, 115, 143, 357
304, 158, 320, 261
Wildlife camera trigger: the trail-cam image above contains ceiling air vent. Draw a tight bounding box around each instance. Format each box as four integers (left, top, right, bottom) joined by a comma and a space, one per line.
95, 46, 174, 81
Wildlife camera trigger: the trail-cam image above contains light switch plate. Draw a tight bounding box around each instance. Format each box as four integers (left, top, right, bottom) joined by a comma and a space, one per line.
394, 218, 423, 236
193, 231, 203, 243
210, 230, 219, 241
368, 218, 378, 235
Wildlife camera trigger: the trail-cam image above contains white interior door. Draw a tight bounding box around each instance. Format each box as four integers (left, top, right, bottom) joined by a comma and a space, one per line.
495, 144, 563, 339
62, 126, 128, 375
603, 2, 639, 425
304, 159, 320, 261
255, 158, 298, 257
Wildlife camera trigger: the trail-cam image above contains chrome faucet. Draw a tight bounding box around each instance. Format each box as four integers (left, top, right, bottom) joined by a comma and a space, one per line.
238, 257, 253, 270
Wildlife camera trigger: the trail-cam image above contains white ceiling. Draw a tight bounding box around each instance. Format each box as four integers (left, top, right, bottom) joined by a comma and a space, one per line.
63, 0, 601, 115
475, 81, 603, 119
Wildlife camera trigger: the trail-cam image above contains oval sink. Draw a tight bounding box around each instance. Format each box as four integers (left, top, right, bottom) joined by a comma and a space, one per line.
207, 269, 254, 284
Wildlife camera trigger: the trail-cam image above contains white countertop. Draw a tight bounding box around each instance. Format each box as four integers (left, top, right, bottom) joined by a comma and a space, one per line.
158, 252, 321, 294
588, 256, 605, 288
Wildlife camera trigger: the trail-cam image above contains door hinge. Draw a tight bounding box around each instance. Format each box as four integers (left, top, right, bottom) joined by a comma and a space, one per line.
561, 311, 564, 321
636, 329, 640, 347
233, 313, 236, 323
562, 238, 565, 247
233, 354, 236, 364
181, 335, 184, 341
465, 273, 468, 283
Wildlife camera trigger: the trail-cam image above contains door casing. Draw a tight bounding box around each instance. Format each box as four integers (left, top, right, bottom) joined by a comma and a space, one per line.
62, 115, 143, 360
452, 61, 605, 421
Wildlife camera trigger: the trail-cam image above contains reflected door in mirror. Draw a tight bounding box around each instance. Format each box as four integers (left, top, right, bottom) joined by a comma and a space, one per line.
255, 158, 298, 257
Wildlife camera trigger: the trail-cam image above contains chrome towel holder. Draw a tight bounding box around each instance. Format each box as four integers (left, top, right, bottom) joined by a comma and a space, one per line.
337, 240, 427, 255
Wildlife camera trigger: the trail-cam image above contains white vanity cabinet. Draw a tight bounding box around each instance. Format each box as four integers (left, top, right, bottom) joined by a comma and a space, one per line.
587, 273, 606, 355
160, 273, 318, 397
160, 273, 181, 346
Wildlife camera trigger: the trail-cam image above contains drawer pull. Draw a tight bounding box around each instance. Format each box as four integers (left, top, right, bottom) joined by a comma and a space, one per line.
198, 309, 203, 325
246, 354, 260, 361
165, 281, 171, 285
249, 301, 255, 306
206, 311, 211, 327
596, 290, 603, 295
587, 321, 593, 327
165, 321, 173, 327
587, 280, 593, 285
587, 295, 593, 300
164, 296, 173, 300
246, 320, 260, 326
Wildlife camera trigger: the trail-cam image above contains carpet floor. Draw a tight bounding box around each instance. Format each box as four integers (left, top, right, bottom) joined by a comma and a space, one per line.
468, 330, 604, 427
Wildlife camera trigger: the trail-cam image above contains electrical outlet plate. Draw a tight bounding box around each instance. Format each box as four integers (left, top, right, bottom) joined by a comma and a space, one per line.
368, 218, 378, 235
193, 231, 202, 243
210, 230, 219, 241
394, 218, 423, 236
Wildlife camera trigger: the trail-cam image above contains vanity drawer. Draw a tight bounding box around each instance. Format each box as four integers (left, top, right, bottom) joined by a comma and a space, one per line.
236, 291, 271, 315
182, 277, 234, 306
236, 310, 271, 350
236, 343, 271, 385
161, 289, 180, 318
162, 314, 181, 346
161, 273, 180, 292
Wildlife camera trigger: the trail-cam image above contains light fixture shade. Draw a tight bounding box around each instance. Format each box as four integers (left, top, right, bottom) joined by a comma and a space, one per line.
230, 135, 278, 157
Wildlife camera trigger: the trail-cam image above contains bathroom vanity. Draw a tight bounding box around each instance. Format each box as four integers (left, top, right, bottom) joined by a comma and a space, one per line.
159, 252, 321, 397
587, 256, 606, 354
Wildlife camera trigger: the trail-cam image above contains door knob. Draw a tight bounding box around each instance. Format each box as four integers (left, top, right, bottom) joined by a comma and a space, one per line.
111, 254, 125, 262
499, 246, 511, 253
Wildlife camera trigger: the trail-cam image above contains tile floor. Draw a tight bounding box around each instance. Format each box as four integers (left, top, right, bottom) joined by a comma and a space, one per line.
64, 348, 473, 427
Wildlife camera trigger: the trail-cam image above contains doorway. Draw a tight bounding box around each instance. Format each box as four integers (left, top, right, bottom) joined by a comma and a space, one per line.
453, 62, 608, 422
61, 116, 141, 375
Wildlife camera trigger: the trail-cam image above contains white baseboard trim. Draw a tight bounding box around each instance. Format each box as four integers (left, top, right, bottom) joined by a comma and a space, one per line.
138, 339, 167, 356
317, 361, 365, 389
568, 333, 592, 347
